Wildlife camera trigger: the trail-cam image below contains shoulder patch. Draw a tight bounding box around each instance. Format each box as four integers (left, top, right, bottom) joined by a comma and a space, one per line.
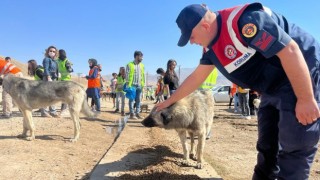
251, 29, 276, 52
224, 45, 237, 59
242, 23, 257, 38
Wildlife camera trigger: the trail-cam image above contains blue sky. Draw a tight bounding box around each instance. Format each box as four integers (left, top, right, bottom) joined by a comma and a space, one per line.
0, 0, 319, 76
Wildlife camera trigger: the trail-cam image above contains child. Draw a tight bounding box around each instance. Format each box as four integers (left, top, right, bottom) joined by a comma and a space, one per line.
115, 67, 126, 116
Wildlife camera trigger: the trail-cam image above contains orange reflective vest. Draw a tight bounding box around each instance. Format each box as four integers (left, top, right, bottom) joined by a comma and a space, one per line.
230, 83, 237, 96
0, 59, 21, 75
87, 66, 100, 88
156, 82, 161, 94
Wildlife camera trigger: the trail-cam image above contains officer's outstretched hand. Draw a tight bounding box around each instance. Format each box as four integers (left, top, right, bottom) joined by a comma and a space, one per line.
296, 98, 320, 125
155, 100, 172, 112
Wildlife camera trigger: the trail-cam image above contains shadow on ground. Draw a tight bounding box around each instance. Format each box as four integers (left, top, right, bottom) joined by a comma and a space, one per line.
89, 144, 224, 179
118, 172, 223, 180
99, 145, 181, 170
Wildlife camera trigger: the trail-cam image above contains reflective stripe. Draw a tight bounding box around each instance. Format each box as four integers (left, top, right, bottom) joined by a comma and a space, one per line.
225, 5, 256, 73
224, 5, 272, 73
4, 64, 17, 74
8, 67, 21, 74
0, 63, 16, 75
263, 6, 272, 16
0, 62, 10, 74
8, 64, 16, 71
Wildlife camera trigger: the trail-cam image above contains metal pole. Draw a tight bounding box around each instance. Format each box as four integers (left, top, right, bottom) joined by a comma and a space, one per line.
146, 71, 148, 86
77, 73, 82, 83
178, 65, 181, 80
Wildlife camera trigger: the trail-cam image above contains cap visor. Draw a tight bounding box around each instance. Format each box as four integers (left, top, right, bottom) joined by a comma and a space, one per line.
177, 32, 191, 47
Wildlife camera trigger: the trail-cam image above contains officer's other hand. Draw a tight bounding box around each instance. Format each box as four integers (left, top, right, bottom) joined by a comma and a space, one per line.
295, 99, 320, 125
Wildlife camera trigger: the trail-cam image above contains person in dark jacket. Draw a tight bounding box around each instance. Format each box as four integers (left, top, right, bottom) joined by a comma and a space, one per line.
42, 46, 60, 117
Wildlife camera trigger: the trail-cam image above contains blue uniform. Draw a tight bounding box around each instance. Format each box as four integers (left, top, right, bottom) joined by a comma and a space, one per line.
200, 3, 320, 179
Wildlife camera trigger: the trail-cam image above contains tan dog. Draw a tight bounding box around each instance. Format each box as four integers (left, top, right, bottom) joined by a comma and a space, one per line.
3, 75, 97, 142
142, 90, 214, 169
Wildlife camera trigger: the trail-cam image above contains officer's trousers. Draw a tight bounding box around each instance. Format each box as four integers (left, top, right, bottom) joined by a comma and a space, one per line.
253, 93, 319, 180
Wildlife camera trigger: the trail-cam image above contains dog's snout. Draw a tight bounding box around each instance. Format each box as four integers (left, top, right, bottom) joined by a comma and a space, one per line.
141, 119, 146, 126
141, 117, 155, 127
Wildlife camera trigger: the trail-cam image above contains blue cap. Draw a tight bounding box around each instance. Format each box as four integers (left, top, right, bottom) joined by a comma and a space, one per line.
176, 4, 208, 47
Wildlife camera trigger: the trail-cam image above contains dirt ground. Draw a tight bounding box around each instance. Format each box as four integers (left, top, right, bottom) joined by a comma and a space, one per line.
0, 97, 319, 180
208, 105, 319, 180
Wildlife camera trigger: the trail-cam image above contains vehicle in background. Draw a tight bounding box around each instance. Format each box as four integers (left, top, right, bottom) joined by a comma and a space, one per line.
212, 85, 231, 103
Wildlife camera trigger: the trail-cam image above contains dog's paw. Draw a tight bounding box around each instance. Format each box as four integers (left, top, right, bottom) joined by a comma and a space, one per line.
196, 162, 204, 169
189, 153, 197, 161
69, 138, 78, 143
17, 134, 27, 138
178, 159, 193, 167
25, 136, 34, 141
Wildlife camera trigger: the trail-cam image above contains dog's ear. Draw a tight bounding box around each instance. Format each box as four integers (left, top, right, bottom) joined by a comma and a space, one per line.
160, 111, 172, 125
150, 107, 158, 115
17, 81, 27, 90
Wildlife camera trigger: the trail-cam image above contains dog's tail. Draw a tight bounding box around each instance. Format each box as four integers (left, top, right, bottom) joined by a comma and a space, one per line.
81, 96, 99, 118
